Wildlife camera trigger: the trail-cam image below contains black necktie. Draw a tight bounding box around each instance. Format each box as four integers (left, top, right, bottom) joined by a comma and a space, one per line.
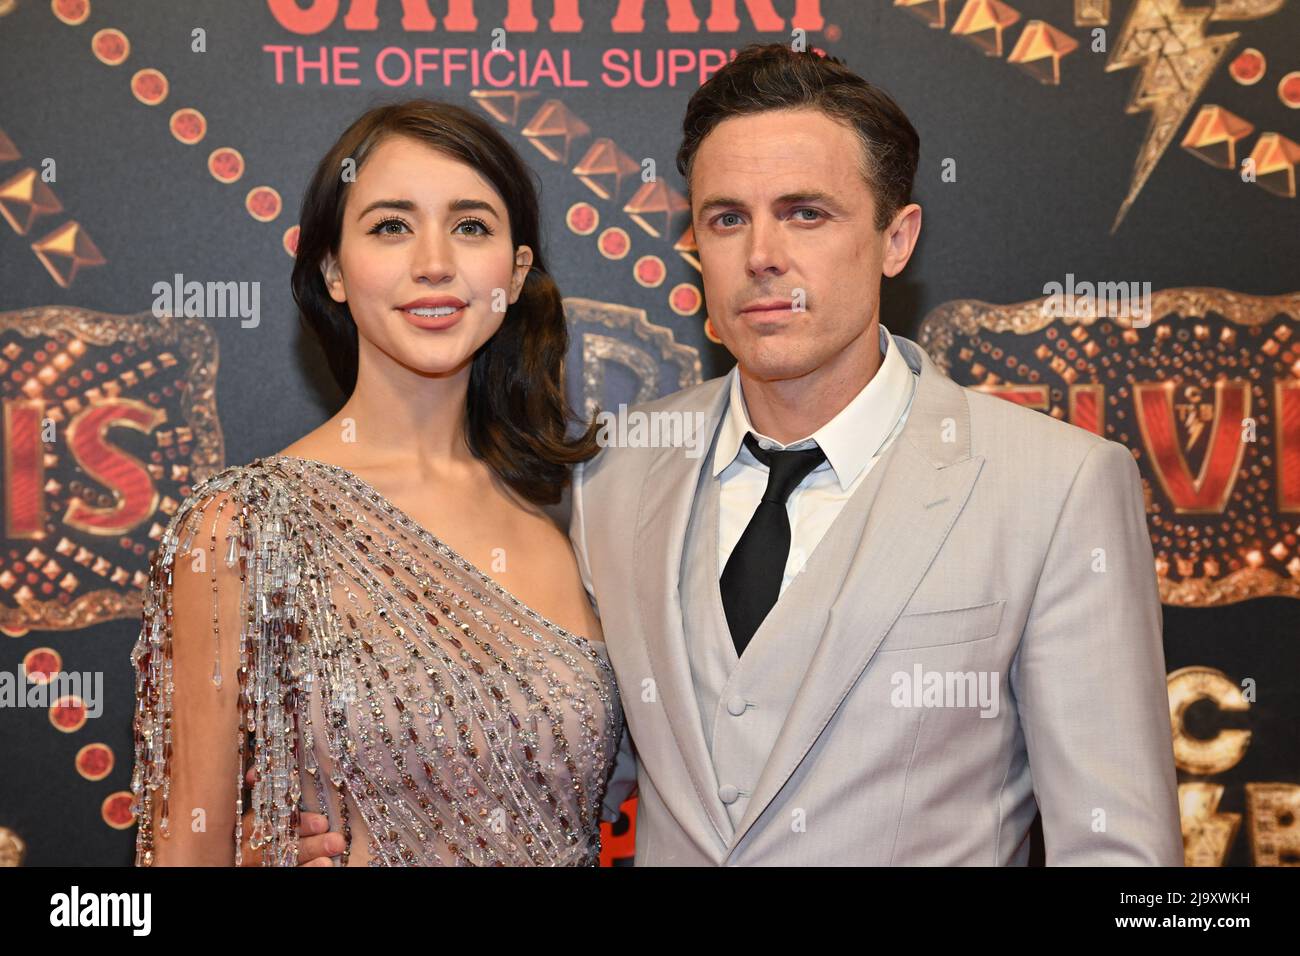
719, 432, 828, 657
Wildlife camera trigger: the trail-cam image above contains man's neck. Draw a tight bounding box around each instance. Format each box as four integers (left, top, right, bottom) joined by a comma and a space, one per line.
738, 324, 882, 445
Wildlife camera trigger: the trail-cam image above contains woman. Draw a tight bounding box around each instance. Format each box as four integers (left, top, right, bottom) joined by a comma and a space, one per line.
130, 99, 623, 866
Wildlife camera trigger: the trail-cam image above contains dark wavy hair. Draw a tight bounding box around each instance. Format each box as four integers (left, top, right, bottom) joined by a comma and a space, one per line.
291, 99, 598, 507
677, 43, 919, 231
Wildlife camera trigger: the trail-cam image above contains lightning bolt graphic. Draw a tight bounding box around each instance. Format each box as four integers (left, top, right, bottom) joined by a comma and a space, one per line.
1104, 0, 1285, 233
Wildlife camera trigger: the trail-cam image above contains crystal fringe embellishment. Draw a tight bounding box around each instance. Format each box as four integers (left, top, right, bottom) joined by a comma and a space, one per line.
129, 455, 623, 867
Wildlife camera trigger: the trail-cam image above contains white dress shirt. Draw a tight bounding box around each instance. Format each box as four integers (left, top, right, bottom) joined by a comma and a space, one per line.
713, 323, 918, 595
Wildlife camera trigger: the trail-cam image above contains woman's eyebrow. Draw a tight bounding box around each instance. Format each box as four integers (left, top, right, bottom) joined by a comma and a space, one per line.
356, 198, 501, 221
447, 197, 501, 218
356, 198, 415, 221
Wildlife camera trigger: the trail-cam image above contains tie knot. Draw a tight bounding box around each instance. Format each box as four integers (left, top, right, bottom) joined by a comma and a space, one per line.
743, 432, 827, 504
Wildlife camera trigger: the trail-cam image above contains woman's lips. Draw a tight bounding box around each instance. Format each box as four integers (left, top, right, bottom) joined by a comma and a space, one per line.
397, 306, 465, 330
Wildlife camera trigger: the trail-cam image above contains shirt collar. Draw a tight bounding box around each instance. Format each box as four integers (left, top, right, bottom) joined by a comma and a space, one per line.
711, 323, 916, 491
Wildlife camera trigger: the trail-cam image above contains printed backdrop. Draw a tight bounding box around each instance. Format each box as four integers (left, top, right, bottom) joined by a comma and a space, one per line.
1, 0, 1298, 867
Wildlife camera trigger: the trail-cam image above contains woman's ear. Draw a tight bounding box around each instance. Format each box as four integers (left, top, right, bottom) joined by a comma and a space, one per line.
509, 245, 534, 303
320, 252, 346, 303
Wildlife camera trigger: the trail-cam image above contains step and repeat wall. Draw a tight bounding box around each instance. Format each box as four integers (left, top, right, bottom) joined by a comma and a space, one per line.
1, 0, 1297, 866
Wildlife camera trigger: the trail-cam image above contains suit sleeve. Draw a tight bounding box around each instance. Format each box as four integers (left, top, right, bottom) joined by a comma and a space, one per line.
1010, 440, 1183, 865
599, 723, 640, 823
569, 460, 599, 617
571, 459, 640, 819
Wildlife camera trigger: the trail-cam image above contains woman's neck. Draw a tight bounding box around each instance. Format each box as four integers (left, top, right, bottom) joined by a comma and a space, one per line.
321, 340, 477, 473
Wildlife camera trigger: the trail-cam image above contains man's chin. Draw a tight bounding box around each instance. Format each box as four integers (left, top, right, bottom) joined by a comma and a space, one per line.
734, 353, 819, 385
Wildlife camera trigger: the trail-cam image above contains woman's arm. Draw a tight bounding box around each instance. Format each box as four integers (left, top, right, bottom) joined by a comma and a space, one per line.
135, 490, 247, 866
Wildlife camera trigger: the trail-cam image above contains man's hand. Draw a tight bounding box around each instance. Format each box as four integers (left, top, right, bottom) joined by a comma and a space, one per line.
238, 768, 344, 867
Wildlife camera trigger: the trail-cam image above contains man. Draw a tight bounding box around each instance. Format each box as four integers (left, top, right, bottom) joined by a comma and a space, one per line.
571, 42, 1181, 866
289, 43, 1182, 866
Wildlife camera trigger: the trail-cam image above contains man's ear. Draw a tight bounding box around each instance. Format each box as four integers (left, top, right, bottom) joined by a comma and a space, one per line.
881, 203, 922, 279
509, 245, 534, 303
320, 252, 346, 304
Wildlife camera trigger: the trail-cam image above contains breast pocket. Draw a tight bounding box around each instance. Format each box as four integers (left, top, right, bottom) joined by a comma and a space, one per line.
877, 599, 1006, 651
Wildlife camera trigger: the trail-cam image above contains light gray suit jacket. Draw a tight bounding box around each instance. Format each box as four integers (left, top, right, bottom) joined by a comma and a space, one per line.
570, 333, 1182, 865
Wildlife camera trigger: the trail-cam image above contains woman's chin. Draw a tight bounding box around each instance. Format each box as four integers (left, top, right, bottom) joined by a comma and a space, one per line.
381, 344, 477, 379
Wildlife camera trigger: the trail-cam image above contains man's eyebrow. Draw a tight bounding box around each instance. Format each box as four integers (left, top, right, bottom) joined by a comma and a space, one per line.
356, 197, 502, 221
695, 190, 839, 215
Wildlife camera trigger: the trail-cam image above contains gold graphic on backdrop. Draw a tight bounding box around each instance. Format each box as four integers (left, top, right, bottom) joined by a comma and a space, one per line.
30, 222, 105, 288
895, 0, 951, 29
674, 225, 700, 272
0, 828, 24, 867
1168, 666, 1252, 775
1247, 131, 1300, 196
469, 89, 540, 127
1105, 0, 1288, 233
1007, 20, 1078, 84
563, 297, 701, 420
1180, 783, 1242, 866
521, 99, 591, 164
573, 138, 642, 203
1245, 782, 1300, 865
0, 307, 223, 635
624, 178, 690, 240
918, 288, 1300, 606
477, 95, 702, 339
1075, 0, 1111, 26
951, 0, 1021, 57
0, 168, 63, 235
1181, 104, 1255, 167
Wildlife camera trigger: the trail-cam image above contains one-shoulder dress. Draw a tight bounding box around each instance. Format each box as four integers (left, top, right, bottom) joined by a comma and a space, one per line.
130, 454, 623, 866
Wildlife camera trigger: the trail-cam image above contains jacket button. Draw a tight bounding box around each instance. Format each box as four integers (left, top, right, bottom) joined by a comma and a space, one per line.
726, 696, 747, 716
718, 784, 739, 804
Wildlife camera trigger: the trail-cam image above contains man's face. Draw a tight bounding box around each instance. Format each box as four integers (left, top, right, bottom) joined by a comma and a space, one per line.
690, 107, 918, 384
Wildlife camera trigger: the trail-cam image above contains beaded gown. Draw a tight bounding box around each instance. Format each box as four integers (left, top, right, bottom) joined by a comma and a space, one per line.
130, 454, 623, 866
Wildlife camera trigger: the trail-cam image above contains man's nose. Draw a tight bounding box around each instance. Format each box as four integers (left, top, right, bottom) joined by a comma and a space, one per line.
745, 216, 789, 277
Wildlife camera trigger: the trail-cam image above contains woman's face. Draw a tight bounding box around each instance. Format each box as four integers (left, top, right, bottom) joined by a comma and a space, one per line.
321, 134, 532, 379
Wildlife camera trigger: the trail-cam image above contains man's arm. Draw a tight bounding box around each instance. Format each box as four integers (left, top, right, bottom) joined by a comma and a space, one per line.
1010, 440, 1182, 865
571, 459, 640, 817
569, 460, 599, 614
600, 724, 639, 823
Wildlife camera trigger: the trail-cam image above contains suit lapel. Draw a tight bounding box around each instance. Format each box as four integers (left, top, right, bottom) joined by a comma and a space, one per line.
631, 377, 734, 847
726, 335, 987, 853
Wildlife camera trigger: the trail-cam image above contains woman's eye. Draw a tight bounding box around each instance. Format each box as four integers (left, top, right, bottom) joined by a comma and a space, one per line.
454, 217, 494, 237
369, 216, 410, 236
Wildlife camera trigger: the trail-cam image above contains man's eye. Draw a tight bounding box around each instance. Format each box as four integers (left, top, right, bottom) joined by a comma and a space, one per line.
716, 213, 742, 228
793, 208, 823, 221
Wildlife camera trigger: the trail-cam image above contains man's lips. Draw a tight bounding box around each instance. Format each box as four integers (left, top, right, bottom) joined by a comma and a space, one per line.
740, 303, 803, 321
740, 299, 798, 314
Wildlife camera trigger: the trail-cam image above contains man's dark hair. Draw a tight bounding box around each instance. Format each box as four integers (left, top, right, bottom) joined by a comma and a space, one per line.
676, 44, 920, 232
